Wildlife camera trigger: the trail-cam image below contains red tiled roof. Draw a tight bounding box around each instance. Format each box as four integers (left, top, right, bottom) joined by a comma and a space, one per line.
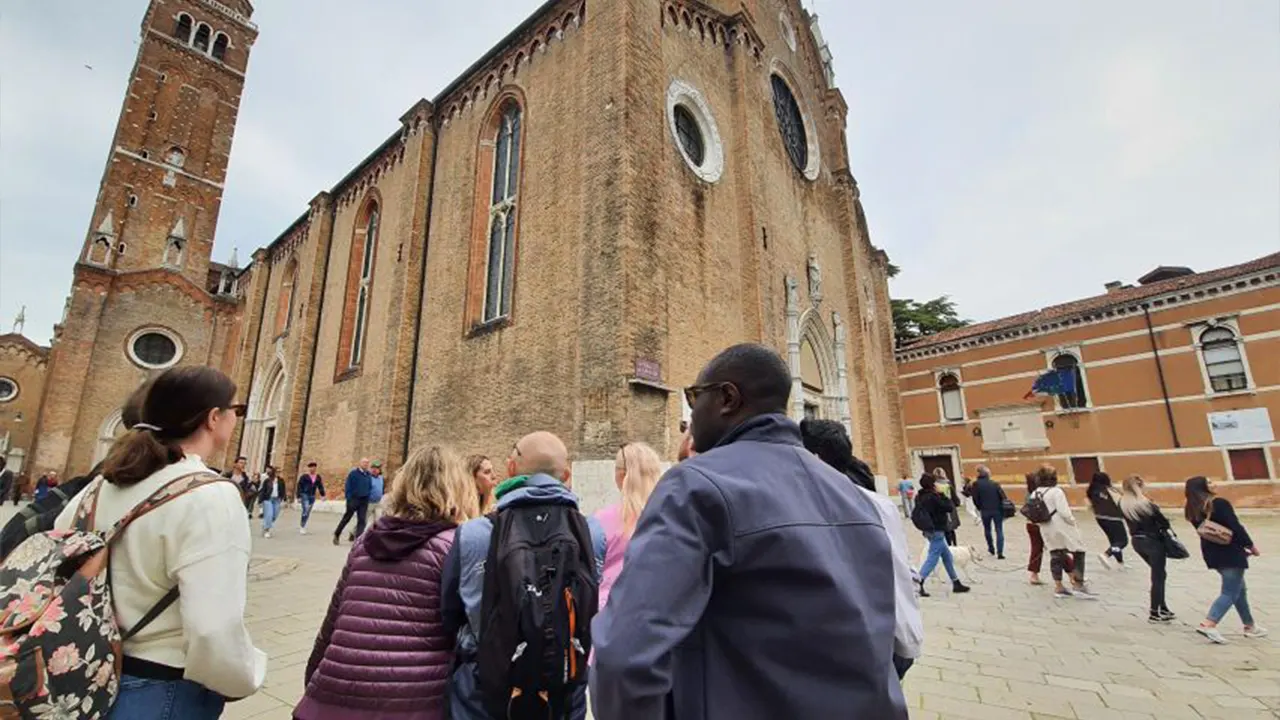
900, 251, 1280, 352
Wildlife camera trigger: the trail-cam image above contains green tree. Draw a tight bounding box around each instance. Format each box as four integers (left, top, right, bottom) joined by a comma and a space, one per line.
891, 295, 969, 347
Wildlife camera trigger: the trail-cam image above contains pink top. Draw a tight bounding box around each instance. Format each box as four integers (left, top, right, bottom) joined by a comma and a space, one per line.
595, 502, 628, 611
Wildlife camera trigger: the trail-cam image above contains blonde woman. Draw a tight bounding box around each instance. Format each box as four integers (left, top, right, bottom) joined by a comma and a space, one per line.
467, 454, 496, 515
1119, 475, 1175, 623
595, 442, 663, 610
297, 445, 478, 720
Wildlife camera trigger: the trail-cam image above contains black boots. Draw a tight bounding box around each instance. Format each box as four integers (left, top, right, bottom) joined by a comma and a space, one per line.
952, 579, 971, 593
917, 580, 930, 598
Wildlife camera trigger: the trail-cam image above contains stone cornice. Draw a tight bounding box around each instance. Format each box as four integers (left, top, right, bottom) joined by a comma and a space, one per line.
0, 333, 50, 364
72, 264, 242, 312
662, 1, 765, 64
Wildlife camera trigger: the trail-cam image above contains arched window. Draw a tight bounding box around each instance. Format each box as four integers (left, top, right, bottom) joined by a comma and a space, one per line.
173, 13, 193, 43
274, 259, 298, 336
88, 236, 113, 265
1200, 327, 1248, 392
193, 23, 211, 53
938, 373, 964, 422
166, 147, 186, 168
338, 199, 380, 373
163, 238, 184, 268
771, 74, 807, 172
1052, 353, 1088, 409
483, 102, 522, 322
212, 33, 229, 62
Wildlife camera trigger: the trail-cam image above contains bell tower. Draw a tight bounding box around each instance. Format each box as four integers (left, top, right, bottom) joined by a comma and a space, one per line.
33, 0, 258, 475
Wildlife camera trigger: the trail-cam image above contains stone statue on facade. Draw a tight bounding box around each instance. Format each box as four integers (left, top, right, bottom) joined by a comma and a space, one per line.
807, 253, 823, 304
785, 275, 799, 309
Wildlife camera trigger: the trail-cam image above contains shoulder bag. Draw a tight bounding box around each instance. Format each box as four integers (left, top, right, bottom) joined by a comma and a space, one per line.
1196, 499, 1234, 546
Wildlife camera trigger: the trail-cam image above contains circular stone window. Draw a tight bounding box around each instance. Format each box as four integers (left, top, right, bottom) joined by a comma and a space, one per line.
770, 72, 820, 180
666, 79, 724, 183
127, 328, 182, 369
0, 377, 17, 403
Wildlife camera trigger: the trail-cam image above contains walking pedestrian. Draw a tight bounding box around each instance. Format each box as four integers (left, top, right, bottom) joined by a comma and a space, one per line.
296, 444, 478, 720
0, 458, 12, 509
933, 467, 960, 545
913, 473, 972, 597
1185, 477, 1266, 644
296, 462, 325, 534
441, 431, 605, 720
53, 366, 265, 717
1087, 472, 1128, 570
1119, 475, 1175, 623
1031, 466, 1097, 600
333, 458, 373, 545
970, 465, 1007, 558
466, 454, 495, 514
1025, 472, 1046, 585
801, 421, 923, 679
897, 476, 916, 518
258, 465, 285, 539
369, 461, 386, 524
595, 442, 662, 612
592, 344, 910, 719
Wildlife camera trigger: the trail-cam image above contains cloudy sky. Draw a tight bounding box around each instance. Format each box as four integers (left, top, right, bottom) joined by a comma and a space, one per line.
1, 0, 1277, 343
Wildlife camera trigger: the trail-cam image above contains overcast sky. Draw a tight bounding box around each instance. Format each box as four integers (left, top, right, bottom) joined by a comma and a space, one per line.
1, 0, 1277, 343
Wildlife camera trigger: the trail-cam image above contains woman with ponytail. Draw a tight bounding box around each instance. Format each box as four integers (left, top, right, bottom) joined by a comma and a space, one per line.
55, 366, 265, 718
595, 442, 663, 611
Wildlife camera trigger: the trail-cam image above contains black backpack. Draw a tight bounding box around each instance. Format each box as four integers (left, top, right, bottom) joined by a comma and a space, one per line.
478, 504, 598, 720
1020, 489, 1057, 524
0, 473, 96, 562
910, 500, 934, 532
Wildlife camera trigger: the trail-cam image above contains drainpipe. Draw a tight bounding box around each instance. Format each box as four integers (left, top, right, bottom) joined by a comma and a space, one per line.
1142, 304, 1180, 448
403, 119, 442, 460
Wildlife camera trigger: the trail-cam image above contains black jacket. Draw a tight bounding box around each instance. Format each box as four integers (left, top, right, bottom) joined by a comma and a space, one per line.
970, 476, 1004, 517
258, 476, 287, 503
915, 489, 954, 533
1087, 487, 1123, 520
1123, 504, 1171, 538
1196, 497, 1255, 570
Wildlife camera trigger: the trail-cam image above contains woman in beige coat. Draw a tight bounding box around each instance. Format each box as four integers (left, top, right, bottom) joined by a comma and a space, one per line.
1030, 466, 1098, 600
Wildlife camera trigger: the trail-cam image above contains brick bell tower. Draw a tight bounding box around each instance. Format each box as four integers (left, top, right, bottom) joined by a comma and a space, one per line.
32, 0, 258, 475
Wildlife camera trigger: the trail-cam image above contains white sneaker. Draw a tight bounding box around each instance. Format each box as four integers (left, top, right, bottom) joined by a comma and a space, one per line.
264, 530, 272, 539
299, 527, 308, 535
1196, 626, 1228, 644
1244, 626, 1269, 639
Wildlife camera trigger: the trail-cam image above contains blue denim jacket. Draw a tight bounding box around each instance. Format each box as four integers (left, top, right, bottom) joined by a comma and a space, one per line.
440, 473, 605, 720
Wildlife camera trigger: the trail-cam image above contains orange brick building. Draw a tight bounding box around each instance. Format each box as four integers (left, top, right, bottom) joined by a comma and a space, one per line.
5, 0, 908, 508
897, 253, 1280, 508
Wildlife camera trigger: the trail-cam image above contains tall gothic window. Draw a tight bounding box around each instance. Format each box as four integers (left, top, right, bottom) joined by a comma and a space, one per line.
338, 198, 380, 374
1200, 327, 1248, 392
173, 13, 193, 43
938, 373, 964, 422
212, 33, 229, 62
771, 74, 807, 172
193, 23, 211, 53
274, 258, 298, 336
483, 102, 522, 322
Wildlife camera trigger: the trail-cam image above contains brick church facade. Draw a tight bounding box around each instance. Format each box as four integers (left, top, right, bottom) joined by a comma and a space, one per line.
4, 0, 907, 506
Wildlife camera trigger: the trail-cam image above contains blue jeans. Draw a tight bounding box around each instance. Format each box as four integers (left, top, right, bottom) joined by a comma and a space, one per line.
919, 531, 958, 582
109, 676, 224, 719
262, 497, 281, 532
1208, 567, 1254, 626
299, 495, 315, 527
981, 513, 1005, 556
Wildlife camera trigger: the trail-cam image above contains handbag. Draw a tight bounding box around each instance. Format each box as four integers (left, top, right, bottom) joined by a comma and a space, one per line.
1161, 529, 1190, 560
997, 485, 1017, 519
1196, 500, 1233, 546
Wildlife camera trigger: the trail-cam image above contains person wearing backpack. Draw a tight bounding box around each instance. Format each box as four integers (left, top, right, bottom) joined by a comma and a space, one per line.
1028, 466, 1097, 600
440, 431, 605, 720
912, 473, 972, 597
1184, 476, 1266, 644
592, 344, 910, 720
52, 366, 265, 717
296, 444, 479, 720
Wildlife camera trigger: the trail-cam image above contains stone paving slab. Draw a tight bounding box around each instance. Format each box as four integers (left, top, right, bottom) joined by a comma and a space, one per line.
3, 503, 1277, 718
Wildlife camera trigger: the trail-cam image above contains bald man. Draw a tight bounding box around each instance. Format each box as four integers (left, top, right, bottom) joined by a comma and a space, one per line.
592, 344, 908, 720
332, 457, 374, 545
440, 432, 606, 720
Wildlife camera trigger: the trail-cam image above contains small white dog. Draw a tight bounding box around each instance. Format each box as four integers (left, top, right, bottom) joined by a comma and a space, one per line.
918, 544, 980, 586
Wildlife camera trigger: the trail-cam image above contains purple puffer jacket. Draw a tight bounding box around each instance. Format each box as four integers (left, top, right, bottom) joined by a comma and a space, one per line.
296, 516, 457, 720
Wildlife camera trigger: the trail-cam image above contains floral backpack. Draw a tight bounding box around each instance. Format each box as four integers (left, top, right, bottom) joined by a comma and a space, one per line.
0, 472, 226, 719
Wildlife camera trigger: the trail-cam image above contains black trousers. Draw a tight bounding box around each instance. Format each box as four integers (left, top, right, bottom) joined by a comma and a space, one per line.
334, 497, 370, 539
1132, 534, 1169, 613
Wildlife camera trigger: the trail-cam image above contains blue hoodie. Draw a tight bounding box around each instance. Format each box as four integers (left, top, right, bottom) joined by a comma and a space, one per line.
440, 473, 605, 720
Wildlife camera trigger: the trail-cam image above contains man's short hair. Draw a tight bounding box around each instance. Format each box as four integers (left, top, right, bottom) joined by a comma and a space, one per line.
307, 462, 317, 467
703, 344, 792, 413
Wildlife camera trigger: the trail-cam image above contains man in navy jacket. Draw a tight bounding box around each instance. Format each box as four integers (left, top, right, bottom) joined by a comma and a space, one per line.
333, 457, 373, 545
591, 344, 907, 720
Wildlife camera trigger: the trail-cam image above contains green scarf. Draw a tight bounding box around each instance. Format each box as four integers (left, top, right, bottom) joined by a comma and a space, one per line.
493, 475, 529, 501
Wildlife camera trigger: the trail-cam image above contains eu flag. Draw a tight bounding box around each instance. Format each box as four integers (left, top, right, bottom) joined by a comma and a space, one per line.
1024, 368, 1076, 399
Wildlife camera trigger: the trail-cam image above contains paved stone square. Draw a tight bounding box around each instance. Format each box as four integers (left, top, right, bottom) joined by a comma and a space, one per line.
3, 503, 1277, 718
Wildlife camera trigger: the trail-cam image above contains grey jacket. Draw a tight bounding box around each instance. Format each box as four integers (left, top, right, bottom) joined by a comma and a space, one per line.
591, 414, 907, 720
